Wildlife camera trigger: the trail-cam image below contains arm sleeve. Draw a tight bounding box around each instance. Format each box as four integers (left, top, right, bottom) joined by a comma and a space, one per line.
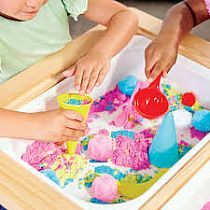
62, 0, 88, 20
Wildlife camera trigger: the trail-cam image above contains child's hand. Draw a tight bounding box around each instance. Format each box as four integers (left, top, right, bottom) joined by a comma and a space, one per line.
63, 50, 110, 94
30, 109, 87, 142
145, 38, 178, 80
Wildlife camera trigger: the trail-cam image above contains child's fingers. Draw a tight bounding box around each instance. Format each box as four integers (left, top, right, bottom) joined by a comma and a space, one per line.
95, 65, 109, 86
145, 49, 156, 78
150, 63, 163, 79
66, 120, 87, 131
68, 129, 85, 139
80, 66, 93, 94
151, 63, 172, 79
63, 110, 84, 122
63, 65, 76, 77
62, 136, 80, 141
163, 70, 168, 77
75, 67, 84, 91
145, 62, 155, 79
62, 128, 85, 140
59, 135, 72, 142
86, 67, 101, 93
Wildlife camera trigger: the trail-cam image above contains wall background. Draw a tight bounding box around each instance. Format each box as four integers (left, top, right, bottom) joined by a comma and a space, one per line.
70, 1, 210, 41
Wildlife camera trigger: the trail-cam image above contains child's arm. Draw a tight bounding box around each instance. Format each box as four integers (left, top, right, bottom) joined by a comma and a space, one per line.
145, 0, 210, 80
0, 108, 86, 141
63, 0, 138, 94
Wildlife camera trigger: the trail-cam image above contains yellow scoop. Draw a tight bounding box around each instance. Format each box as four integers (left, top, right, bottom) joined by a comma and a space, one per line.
118, 169, 168, 199
57, 93, 93, 155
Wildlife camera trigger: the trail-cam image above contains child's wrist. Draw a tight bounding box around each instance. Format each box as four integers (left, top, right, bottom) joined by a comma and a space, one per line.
89, 47, 112, 60
156, 34, 179, 49
0, 111, 35, 139
11, 112, 40, 140
158, 29, 180, 48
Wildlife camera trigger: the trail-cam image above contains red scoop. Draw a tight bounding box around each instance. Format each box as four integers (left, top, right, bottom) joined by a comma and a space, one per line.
134, 74, 169, 119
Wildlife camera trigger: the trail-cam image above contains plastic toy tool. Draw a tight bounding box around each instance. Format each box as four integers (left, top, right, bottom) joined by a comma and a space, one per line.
148, 112, 179, 168
57, 93, 93, 155
113, 81, 141, 127
118, 169, 168, 199
133, 74, 169, 119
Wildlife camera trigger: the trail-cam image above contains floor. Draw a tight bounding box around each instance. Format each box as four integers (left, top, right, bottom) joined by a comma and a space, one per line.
70, 0, 210, 41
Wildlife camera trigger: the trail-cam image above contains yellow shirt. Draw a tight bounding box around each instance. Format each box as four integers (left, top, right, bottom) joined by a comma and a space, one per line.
0, 0, 88, 83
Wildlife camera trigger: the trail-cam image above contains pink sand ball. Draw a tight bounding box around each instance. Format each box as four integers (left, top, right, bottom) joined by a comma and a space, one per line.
87, 135, 112, 161
201, 201, 210, 210
91, 174, 118, 202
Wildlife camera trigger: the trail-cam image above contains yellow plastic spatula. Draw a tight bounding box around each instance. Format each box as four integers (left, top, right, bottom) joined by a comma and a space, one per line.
118, 169, 168, 199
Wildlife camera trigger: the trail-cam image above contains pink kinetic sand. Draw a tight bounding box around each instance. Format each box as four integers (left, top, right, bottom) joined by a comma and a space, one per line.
201, 201, 210, 210
91, 174, 118, 202
21, 141, 63, 170
87, 135, 113, 161
112, 135, 151, 170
